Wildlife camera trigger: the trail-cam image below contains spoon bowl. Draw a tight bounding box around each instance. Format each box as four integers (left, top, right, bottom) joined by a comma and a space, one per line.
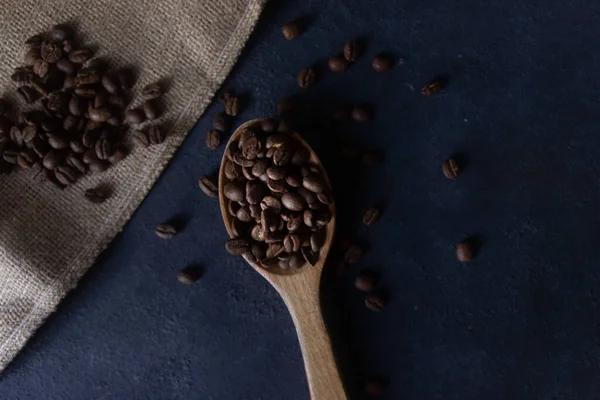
218, 119, 346, 400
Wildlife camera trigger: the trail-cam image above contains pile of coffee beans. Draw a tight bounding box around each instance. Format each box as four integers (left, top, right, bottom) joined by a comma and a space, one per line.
222, 119, 333, 270
0, 23, 167, 189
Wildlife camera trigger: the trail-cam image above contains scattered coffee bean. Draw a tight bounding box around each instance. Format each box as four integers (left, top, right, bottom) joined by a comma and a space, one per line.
442, 158, 460, 179
422, 77, 446, 96
344, 244, 363, 264
297, 67, 317, 89
355, 271, 378, 291
372, 55, 391, 72
132, 130, 149, 147
125, 108, 145, 125
328, 55, 349, 72
351, 106, 372, 122
344, 40, 362, 61
281, 20, 302, 40
142, 82, 162, 99
177, 266, 202, 285
84, 186, 110, 204
206, 130, 221, 150
365, 293, 386, 312
155, 223, 177, 239
364, 377, 388, 397
148, 125, 166, 145
363, 206, 380, 226
224, 93, 240, 116
143, 99, 160, 120
198, 175, 218, 197
456, 240, 474, 262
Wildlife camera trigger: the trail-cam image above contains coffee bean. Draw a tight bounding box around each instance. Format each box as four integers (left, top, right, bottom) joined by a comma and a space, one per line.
67, 154, 86, 173
101, 75, 119, 94
365, 293, 386, 312
246, 181, 267, 204
344, 40, 362, 61
310, 230, 325, 252
17, 151, 36, 168
206, 130, 221, 150
224, 181, 245, 202
198, 175, 218, 197
281, 20, 302, 40
89, 108, 112, 123
351, 106, 372, 122
225, 160, 242, 180
364, 378, 387, 397
284, 234, 301, 253
142, 82, 162, 99
84, 186, 110, 204
132, 130, 149, 147
303, 174, 325, 193
63, 74, 75, 90
155, 223, 177, 239
328, 55, 349, 72
298, 67, 317, 89
224, 94, 240, 117
88, 160, 109, 173
422, 77, 446, 96
56, 58, 75, 74
42, 150, 61, 169
82, 148, 98, 164
33, 59, 49, 78
362, 151, 383, 167
95, 138, 112, 160
317, 192, 332, 205
442, 158, 460, 179
372, 55, 391, 72
363, 206, 380, 226
177, 266, 202, 285
55, 165, 78, 185
125, 109, 145, 125
62, 40, 74, 54
48, 133, 69, 150
148, 125, 166, 145
213, 112, 231, 132
50, 24, 73, 42
143, 99, 160, 120
17, 86, 40, 104
68, 49, 93, 64
24, 35, 42, 50
456, 241, 474, 262
344, 244, 363, 264
40, 41, 62, 63
226, 238, 249, 256
355, 271, 378, 291
301, 247, 318, 266
281, 192, 305, 211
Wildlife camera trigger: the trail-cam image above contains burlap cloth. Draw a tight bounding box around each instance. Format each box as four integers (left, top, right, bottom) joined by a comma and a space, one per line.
0, 0, 264, 372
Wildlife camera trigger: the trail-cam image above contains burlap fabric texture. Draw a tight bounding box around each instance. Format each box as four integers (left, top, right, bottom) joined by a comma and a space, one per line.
0, 0, 264, 372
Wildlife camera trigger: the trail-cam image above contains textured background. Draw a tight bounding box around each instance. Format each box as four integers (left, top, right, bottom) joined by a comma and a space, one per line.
2, 0, 600, 399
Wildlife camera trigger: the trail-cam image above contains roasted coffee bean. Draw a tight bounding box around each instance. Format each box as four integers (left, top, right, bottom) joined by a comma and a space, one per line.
251, 224, 265, 241
88, 160, 109, 173
143, 99, 160, 120
264, 231, 285, 244
344, 244, 363, 264
155, 223, 177, 239
355, 271, 378, 291
68, 95, 86, 116
284, 174, 300, 188
310, 230, 325, 252
17, 151, 36, 168
84, 186, 110, 204
362, 151, 383, 166
101, 75, 119, 94
9, 126, 23, 146
107, 145, 127, 164
33, 59, 49, 78
351, 106, 372, 122
132, 130, 149, 147
40, 41, 62, 63
317, 192, 332, 205
260, 196, 282, 212
328, 55, 349, 72
224, 181, 245, 202
363, 206, 380, 226
251, 159, 269, 178
24, 35, 42, 50
372, 55, 392, 72
17, 86, 40, 104
422, 77, 445, 96
46, 92, 68, 112
284, 234, 301, 253
261, 208, 279, 232
303, 209, 316, 228
142, 82, 162, 99
212, 112, 231, 132
74, 85, 96, 98
54, 165, 78, 185
206, 130, 221, 150
289, 253, 305, 269
267, 178, 286, 193
235, 206, 252, 223
125, 109, 145, 124
50, 24, 73, 41
364, 378, 387, 397
281, 20, 302, 40
56, 58, 75, 74
68, 49, 92, 64
266, 167, 287, 181
297, 187, 317, 205
301, 247, 318, 266
21, 125, 37, 143
66, 154, 86, 173
95, 138, 112, 160
224, 160, 241, 181
11, 68, 33, 83
224, 95, 240, 117
365, 293, 386, 312
31, 137, 49, 158
89, 108, 112, 123
198, 175, 218, 197
246, 181, 266, 204
62, 40, 74, 54
344, 40, 362, 61
456, 241, 474, 262
266, 133, 287, 149
303, 174, 325, 193
48, 133, 69, 150
297, 67, 317, 88
148, 125, 167, 145
225, 238, 249, 256
273, 145, 292, 166
42, 150, 62, 169
2, 149, 18, 164
94, 93, 108, 109
266, 243, 284, 259
177, 267, 202, 285
442, 158, 460, 179
82, 148, 98, 164
41, 118, 60, 132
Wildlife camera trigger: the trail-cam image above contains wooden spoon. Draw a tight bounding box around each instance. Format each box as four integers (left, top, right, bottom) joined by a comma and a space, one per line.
218, 119, 347, 400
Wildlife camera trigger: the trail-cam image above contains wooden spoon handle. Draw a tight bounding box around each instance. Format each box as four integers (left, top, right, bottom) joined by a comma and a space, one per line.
284, 291, 347, 400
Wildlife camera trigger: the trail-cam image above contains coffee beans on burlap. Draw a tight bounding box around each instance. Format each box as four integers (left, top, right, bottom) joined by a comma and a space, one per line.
0, 0, 264, 372
223, 119, 333, 271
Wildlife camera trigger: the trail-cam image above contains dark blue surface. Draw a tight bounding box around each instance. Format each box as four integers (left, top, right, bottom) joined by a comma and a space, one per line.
2, 0, 600, 399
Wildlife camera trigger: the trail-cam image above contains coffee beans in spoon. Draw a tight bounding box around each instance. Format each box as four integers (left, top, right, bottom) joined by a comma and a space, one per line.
222, 119, 333, 271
